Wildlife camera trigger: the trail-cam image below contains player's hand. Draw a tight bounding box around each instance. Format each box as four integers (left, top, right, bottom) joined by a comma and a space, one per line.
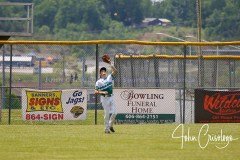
94, 90, 108, 95
103, 91, 108, 95
94, 90, 99, 94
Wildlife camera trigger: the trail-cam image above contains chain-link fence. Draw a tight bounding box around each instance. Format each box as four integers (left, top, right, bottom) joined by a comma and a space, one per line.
0, 40, 240, 124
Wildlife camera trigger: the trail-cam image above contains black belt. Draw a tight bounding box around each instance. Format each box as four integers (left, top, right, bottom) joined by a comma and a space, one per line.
102, 94, 112, 97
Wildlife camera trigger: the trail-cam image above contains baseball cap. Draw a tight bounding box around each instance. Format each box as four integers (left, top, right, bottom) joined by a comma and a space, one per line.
100, 67, 107, 72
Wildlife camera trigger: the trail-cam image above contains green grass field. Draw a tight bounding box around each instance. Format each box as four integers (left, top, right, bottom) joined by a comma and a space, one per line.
0, 110, 240, 160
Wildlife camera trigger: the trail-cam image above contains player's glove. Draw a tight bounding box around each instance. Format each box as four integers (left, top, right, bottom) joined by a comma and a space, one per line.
102, 54, 111, 64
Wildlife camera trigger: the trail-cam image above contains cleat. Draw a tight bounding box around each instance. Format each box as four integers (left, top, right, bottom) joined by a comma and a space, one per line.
109, 127, 115, 132
105, 129, 110, 134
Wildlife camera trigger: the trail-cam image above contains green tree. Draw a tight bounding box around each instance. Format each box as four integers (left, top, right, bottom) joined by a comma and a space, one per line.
152, 0, 196, 26
141, 0, 153, 18
103, 0, 144, 26
205, 0, 240, 40
34, 0, 58, 33
3, 90, 21, 109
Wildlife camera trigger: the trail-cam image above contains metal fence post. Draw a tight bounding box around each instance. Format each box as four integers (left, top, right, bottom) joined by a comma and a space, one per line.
130, 55, 135, 87
1, 45, 6, 122
153, 54, 160, 87
61, 49, 66, 83
229, 60, 232, 87
177, 59, 183, 123
8, 44, 13, 125
95, 44, 99, 125
179, 88, 182, 123
233, 60, 236, 87
82, 57, 86, 87
38, 59, 42, 89
212, 60, 217, 87
183, 46, 187, 124
167, 60, 171, 87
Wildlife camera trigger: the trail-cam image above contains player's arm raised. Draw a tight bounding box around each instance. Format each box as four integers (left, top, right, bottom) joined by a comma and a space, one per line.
110, 63, 117, 77
102, 54, 117, 76
108, 58, 117, 76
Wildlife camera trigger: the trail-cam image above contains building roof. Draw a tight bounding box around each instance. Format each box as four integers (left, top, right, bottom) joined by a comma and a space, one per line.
0, 56, 33, 62
142, 18, 171, 24
159, 18, 171, 23
142, 18, 158, 23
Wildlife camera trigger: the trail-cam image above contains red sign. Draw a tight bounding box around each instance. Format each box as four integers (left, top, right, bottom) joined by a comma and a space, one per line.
195, 89, 240, 123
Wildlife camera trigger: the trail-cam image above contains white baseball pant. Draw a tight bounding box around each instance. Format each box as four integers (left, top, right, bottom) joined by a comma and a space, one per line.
101, 96, 116, 130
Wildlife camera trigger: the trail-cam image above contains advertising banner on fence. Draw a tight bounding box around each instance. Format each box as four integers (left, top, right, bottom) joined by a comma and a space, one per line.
195, 89, 240, 123
22, 89, 87, 121
114, 89, 175, 123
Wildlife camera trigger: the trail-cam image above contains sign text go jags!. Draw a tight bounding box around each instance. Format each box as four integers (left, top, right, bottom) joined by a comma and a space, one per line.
66, 90, 85, 105
115, 89, 175, 124
22, 89, 87, 121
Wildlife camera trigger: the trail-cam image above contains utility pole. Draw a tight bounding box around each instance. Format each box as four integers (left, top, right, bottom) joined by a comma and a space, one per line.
196, 0, 203, 87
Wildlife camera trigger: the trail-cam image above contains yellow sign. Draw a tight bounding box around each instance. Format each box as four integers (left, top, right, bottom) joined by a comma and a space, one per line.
26, 90, 63, 112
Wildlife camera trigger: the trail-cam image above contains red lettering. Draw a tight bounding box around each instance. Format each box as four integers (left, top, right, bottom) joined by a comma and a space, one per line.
33, 98, 38, 105
29, 98, 35, 106
28, 98, 60, 106
39, 98, 46, 105
53, 98, 60, 105
203, 93, 240, 115
43, 114, 64, 120
46, 98, 54, 105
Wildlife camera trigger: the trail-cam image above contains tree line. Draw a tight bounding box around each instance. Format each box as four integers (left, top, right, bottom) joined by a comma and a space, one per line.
0, 0, 239, 41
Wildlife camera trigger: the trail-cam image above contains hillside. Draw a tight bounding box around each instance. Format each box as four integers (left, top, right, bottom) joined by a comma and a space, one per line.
0, 0, 239, 41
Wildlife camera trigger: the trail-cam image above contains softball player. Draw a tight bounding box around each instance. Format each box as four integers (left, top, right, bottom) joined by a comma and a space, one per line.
95, 63, 117, 134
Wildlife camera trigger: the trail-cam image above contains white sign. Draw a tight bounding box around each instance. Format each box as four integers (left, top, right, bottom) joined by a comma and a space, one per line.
22, 89, 87, 121
114, 89, 175, 114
